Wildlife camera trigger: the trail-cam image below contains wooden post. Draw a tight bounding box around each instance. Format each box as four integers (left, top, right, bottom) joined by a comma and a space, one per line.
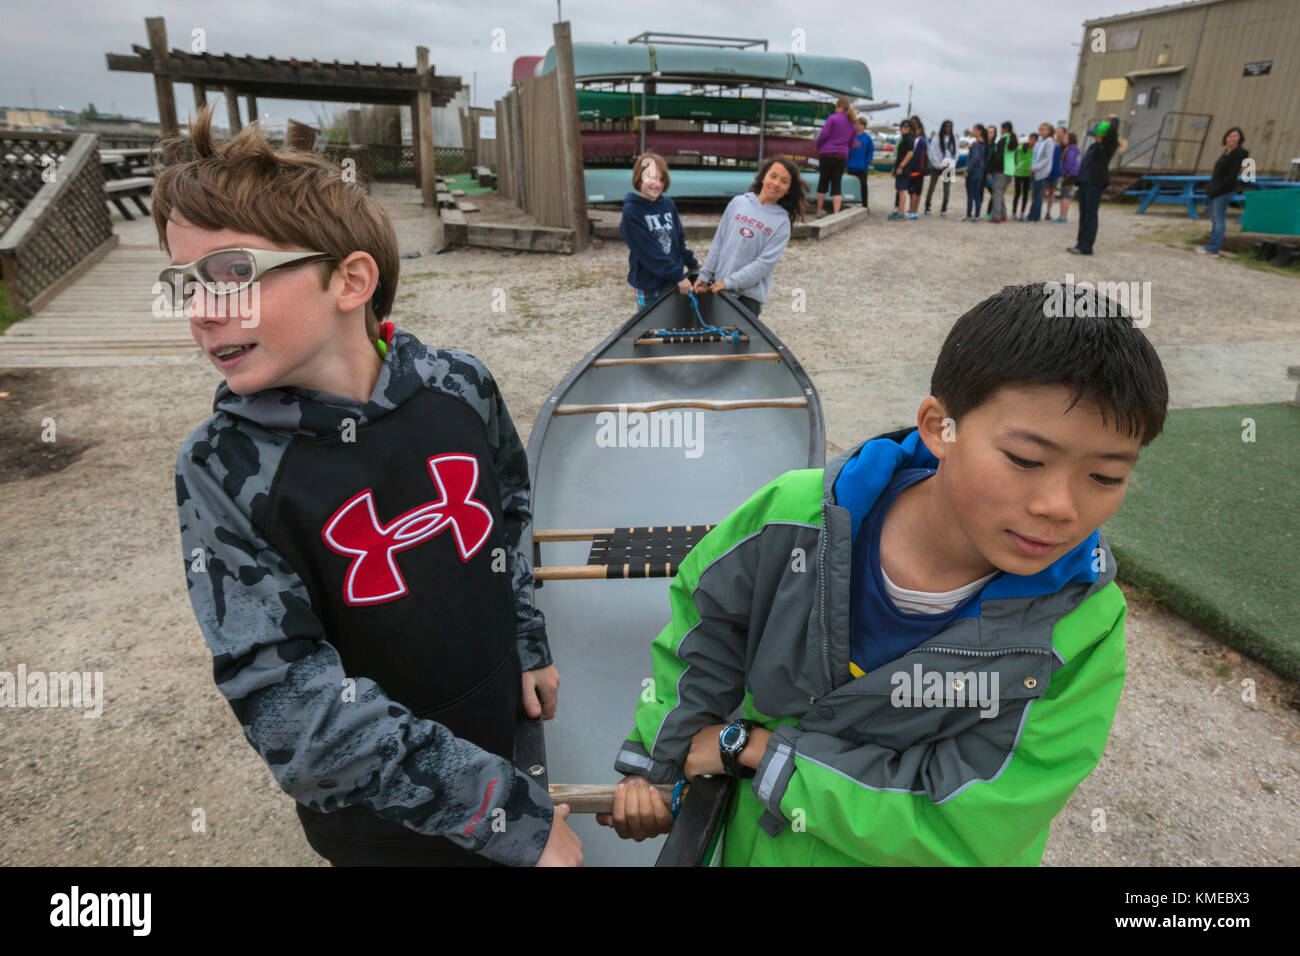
193, 83, 207, 110
245, 94, 259, 126
409, 95, 424, 190
416, 45, 437, 208
494, 100, 509, 197
145, 17, 178, 137
347, 108, 364, 146
508, 89, 526, 211
223, 86, 242, 133
551, 21, 589, 250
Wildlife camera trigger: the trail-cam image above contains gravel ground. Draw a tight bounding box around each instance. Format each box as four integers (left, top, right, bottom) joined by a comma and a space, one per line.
1, 193, 1296, 866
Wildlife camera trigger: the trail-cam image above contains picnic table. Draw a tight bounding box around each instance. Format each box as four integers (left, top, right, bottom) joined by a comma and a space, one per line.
101, 148, 154, 220
1133, 174, 1300, 220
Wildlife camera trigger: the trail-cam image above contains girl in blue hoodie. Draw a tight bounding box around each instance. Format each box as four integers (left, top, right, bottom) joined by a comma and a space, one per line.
619, 152, 700, 309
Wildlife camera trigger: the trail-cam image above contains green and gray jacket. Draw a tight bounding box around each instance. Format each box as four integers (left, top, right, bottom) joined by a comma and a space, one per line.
614, 427, 1127, 866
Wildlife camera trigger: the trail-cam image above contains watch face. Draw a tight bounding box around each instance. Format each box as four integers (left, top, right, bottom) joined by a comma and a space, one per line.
720, 726, 742, 751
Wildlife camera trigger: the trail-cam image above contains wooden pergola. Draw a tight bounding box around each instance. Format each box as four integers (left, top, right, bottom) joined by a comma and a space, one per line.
106, 17, 462, 206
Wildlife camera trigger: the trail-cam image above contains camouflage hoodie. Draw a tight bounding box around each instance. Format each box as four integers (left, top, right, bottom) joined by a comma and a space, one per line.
175, 328, 554, 866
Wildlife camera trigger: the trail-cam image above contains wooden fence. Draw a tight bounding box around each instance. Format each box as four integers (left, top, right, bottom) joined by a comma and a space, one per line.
494, 72, 569, 228
0, 132, 116, 315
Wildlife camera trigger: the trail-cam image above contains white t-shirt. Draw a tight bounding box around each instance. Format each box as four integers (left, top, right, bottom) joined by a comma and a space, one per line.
881, 565, 999, 614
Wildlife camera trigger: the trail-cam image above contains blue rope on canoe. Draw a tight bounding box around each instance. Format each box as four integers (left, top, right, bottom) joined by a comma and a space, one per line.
652, 292, 742, 344
671, 776, 689, 818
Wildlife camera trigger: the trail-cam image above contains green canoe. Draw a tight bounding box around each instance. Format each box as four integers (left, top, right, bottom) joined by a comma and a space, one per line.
577, 89, 839, 125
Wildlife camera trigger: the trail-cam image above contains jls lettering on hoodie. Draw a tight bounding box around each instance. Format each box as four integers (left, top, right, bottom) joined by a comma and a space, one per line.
698, 191, 792, 305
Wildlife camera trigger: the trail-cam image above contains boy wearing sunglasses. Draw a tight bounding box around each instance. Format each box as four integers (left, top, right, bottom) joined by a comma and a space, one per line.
164, 107, 580, 866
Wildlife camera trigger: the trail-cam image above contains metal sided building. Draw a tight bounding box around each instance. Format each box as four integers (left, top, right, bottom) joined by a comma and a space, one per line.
1069, 0, 1298, 176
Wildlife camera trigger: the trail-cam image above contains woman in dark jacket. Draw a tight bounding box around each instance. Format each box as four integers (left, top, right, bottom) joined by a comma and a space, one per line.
1199, 127, 1248, 257
962, 125, 987, 221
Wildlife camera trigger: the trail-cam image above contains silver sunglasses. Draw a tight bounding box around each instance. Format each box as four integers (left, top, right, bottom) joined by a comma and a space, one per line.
158, 248, 336, 308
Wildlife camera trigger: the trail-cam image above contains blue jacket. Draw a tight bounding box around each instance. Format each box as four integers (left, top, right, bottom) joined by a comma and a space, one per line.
620, 192, 700, 292
847, 131, 875, 172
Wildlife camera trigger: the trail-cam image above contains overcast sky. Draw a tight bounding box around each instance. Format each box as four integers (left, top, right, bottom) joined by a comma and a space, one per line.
1, 0, 1142, 134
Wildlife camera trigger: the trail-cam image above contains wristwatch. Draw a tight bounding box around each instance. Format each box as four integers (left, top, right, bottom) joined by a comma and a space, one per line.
718, 719, 756, 778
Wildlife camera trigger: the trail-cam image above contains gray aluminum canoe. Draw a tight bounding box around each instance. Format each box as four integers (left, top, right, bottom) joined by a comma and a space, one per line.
516, 289, 824, 866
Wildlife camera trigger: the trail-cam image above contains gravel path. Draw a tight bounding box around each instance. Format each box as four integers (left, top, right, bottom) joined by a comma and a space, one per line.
1, 195, 1295, 865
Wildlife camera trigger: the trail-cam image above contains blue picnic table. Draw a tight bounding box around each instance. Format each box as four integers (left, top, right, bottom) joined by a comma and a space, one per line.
1133, 174, 1300, 220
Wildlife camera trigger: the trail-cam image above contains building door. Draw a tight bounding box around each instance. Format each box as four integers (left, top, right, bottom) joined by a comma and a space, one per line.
1127, 74, 1180, 169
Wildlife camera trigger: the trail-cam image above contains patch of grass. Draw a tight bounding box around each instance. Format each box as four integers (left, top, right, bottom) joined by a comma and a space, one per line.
0, 283, 26, 334
1134, 220, 1300, 278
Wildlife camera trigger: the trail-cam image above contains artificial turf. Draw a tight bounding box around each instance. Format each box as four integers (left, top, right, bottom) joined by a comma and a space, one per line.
1103, 403, 1299, 681
443, 173, 494, 196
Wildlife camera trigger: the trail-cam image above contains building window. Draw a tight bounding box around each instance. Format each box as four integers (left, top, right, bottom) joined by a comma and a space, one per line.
1110, 29, 1141, 51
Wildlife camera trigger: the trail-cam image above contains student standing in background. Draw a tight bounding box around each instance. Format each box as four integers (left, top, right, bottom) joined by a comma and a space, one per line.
925, 119, 958, 217
1057, 131, 1080, 222
962, 124, 987, 222
847, 116, 875, 213
815, 98, 858, 218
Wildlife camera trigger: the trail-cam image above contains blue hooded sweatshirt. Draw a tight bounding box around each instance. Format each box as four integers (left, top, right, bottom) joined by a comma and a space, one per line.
833, 427, 1104, 672
619, 191, 700, 292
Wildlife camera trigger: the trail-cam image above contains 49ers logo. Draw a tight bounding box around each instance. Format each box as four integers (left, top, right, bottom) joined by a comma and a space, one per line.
322, 454, 493, 605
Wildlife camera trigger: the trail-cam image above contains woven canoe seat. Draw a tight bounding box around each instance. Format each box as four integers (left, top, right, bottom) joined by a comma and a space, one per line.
586, 524, 716, 578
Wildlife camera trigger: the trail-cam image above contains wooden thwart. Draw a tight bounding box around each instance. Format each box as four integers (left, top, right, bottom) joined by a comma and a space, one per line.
534, 523, 716, 581
550, 783, 674, 814
554, 396, 808, 415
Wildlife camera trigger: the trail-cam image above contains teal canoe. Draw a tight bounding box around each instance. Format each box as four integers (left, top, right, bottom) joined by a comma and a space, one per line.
540, 44, 872, 98
583, 166, 863, 203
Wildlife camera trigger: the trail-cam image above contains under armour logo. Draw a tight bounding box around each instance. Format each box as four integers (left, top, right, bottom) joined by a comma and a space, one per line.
322, 454, 493, 605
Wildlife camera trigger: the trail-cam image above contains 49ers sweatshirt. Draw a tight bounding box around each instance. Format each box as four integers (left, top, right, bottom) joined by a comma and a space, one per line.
175, 328, 554, 866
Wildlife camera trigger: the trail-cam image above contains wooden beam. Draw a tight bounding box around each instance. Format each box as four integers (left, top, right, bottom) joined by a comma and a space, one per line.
592, 352, 782, 367
548, 783, 674, 814
809, 204, 869, 239
409, 94, 424, 192
415, 46, 437, 208
223, 86, 242, 133
494, 99, 511, 201
193, 82, 207, 110
508, 89, 526, 210
145, 17, 178, 137
466, 223, 573, 253
551, 21, 589, 251
440, 207, 467, 247
554, 397, 808, 416
245, 94, 259, 125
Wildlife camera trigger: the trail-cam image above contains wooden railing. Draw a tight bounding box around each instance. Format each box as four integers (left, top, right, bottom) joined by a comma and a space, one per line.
0, 132, 116, 316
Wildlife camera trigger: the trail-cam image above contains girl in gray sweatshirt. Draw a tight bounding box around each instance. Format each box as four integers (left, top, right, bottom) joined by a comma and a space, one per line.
695, 157, 804, 315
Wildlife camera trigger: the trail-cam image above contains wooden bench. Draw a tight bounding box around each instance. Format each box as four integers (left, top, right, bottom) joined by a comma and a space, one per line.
105, 176, 154, 220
